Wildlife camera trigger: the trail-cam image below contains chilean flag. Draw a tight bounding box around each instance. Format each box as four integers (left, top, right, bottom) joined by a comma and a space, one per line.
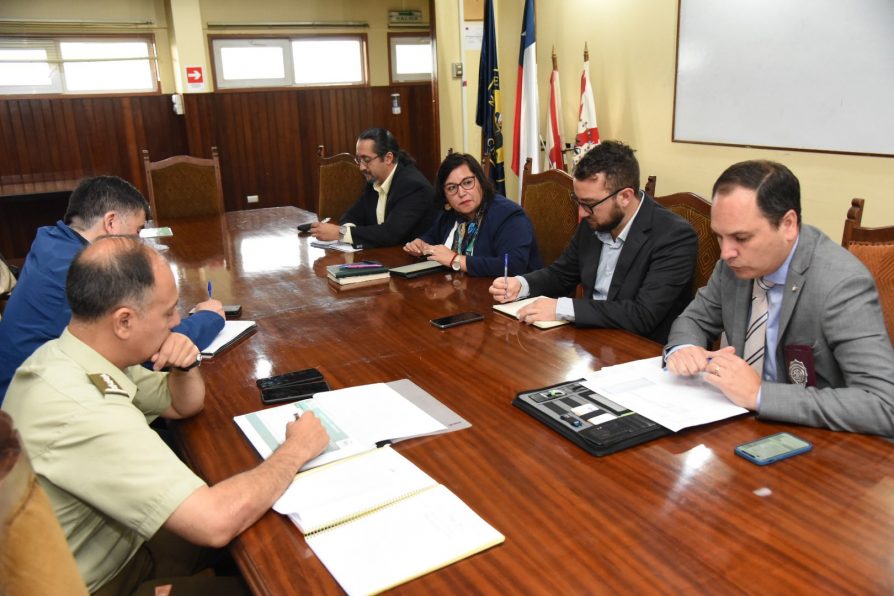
511, 0, 539, 192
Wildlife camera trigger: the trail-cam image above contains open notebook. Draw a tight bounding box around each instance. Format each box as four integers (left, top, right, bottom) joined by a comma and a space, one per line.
200, 320, 257, 357
286, 446, 504, 595
492, 296, 569, 329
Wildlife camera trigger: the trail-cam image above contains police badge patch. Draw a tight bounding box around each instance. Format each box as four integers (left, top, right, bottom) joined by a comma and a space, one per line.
788, 358, 808, 387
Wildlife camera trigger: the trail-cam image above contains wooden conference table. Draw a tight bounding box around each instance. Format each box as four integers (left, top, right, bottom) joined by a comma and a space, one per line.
160, 207, 893, 595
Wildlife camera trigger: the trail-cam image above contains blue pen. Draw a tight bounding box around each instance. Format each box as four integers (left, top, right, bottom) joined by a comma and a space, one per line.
207, 281, 213, 299
503, 253, 509, 296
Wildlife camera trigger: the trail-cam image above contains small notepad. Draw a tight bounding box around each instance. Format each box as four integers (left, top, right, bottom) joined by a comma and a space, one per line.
200, 320, 257, 357
492, 296, 570, 329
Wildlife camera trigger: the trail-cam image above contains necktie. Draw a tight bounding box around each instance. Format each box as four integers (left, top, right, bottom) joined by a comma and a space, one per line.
743, 277, 774, 376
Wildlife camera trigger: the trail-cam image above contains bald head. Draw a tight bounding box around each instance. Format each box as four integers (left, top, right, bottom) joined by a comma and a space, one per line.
66, 236, 164, 322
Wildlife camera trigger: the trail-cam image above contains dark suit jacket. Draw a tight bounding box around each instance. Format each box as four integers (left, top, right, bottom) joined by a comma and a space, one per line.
667, 224, 894, 436
524, 195, 698, 343
340, 161, 436, 248
420, 195, 543, 277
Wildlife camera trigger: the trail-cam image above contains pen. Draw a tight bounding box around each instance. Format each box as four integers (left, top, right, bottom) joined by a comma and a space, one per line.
503, 253, 509, 299
207, 281, 212, 299
319, 217, 331, 224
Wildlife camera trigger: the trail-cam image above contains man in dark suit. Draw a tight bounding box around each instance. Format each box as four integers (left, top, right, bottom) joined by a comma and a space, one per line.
665, 160, 894, 436
311, 128, 436, 248
489, 140, 698, 343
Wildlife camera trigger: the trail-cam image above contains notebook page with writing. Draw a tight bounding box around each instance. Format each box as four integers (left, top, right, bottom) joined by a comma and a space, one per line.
274, 446, 436, 532
306, 484, 505, 596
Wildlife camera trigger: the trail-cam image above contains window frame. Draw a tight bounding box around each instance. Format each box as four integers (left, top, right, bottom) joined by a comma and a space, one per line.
209, 34, 369, 91
0, 34, 160, 97
387, 32, 433, 85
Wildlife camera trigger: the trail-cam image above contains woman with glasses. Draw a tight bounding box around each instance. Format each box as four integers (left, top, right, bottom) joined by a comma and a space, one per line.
404, 153, 542, 276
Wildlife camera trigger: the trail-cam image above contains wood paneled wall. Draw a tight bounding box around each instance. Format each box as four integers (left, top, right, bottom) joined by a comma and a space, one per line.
0, 83, 437, 261
183, 85, 437, 212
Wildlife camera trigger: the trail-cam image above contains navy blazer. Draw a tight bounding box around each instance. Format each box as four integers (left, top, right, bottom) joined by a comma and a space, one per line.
524, 195, 698, 343
340, 161, 437, 248
421, 195, 543, 277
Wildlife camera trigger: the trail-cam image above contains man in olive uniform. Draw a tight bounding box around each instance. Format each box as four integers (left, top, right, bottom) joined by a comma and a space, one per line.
2, 236, 329, 594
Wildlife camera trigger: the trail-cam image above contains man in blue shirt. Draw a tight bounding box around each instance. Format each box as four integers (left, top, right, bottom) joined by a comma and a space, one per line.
0, 176, 224, 403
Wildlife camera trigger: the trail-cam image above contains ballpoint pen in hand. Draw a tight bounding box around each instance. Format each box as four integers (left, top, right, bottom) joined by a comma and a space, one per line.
319, 217, 331, 224
503, 253, 509, 300
207, 281, 213, 299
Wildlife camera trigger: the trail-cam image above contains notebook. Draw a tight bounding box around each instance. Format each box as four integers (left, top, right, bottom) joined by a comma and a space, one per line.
492, 297, 570, 329
200, 320, 257, 357
285, 446, 505, 595
310, 239, 362, 253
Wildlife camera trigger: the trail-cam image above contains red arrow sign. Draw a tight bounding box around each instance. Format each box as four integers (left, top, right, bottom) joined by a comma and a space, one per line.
186, 66, 204, 83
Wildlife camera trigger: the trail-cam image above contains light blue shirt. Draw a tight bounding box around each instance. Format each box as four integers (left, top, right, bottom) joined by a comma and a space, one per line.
760, 235, 799, 383
517, 193, 644, 321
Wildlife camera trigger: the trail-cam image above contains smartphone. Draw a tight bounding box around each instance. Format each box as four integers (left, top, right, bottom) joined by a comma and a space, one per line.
735, 432, 813, 465
260, 380, 330, 405
223, 304, 242, 318
256, 368, 324, 391
430, 311, 485, 329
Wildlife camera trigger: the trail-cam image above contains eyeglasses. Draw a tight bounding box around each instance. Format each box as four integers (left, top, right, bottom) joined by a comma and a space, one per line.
569, 186, 630, 215
444, 176, 477, 196
354, 154, 382, 166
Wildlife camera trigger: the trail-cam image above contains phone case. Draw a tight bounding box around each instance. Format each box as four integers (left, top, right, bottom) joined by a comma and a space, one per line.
734, 432, 812, 465
256, 368, 324, 390
430, 312, 484, 329
261, 380, 330, 405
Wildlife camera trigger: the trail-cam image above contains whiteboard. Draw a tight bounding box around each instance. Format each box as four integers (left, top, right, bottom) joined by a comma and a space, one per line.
674, 0, 894, 156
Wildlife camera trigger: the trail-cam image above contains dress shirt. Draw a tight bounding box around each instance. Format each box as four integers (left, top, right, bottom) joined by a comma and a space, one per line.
342, 164, 397, 244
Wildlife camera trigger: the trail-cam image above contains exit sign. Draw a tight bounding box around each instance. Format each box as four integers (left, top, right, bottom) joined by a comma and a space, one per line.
389, 10, 422, 24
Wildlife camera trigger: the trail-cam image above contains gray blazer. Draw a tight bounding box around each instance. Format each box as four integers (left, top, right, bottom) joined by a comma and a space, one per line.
667, 225, 894, 436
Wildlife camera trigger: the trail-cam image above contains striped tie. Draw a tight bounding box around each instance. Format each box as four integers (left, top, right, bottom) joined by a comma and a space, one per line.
743, 277, 774, 376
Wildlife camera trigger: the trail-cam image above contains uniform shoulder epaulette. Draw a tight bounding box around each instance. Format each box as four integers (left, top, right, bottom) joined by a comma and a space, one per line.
88, 372, 129, 397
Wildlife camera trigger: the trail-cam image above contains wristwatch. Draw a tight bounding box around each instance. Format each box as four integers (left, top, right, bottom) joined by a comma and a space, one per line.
178, 353, 203, 371
450, 254, 462, 271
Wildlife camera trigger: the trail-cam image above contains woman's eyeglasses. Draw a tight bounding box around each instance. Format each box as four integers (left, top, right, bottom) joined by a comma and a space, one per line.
444, 176, 477, 196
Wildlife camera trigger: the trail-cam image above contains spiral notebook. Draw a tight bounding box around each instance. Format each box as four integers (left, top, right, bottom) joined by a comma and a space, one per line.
285, 446, 504, 595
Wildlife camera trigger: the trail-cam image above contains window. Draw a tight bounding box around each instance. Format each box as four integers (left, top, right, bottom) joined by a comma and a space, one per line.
388, 34, 432, 84
212, 36, 367, 89
0, 37, 158, 95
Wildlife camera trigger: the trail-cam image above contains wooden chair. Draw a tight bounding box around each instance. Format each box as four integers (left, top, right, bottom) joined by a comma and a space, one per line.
316, 145, 366, 221
841, 198, 894, 342
654, 191, 719, 296
141, 147, 224, 223
520, 157, 577, 266
0, 411, 88, 595
644, 175, 657, 197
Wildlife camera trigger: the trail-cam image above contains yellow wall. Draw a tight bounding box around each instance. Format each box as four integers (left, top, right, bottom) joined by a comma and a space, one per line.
439, 0, 894, 236
6, 0, 892, 237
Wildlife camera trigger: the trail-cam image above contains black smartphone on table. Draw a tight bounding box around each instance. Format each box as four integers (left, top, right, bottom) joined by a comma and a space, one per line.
223, 304, 242, 318
256, 368, 324, 391
260, 380, 330, 405
430, 311, 485, 329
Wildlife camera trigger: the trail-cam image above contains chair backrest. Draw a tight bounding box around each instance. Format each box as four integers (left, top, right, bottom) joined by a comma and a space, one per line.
520, 157, 577, 266
317, 145, 366, 221
654, 191, 719, 296
0, 411, 88, 595
142, 147, 224, 223
644, 175, 657, 198
840, 198, 894, 342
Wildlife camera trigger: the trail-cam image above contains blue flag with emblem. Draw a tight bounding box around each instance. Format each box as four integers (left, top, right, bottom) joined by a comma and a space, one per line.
475, 0, 506, 196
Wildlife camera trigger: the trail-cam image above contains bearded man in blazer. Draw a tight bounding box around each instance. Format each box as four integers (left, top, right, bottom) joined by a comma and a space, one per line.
489, 140, 698, 344
665, 160, 894, 436
311, 128, 437, 248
